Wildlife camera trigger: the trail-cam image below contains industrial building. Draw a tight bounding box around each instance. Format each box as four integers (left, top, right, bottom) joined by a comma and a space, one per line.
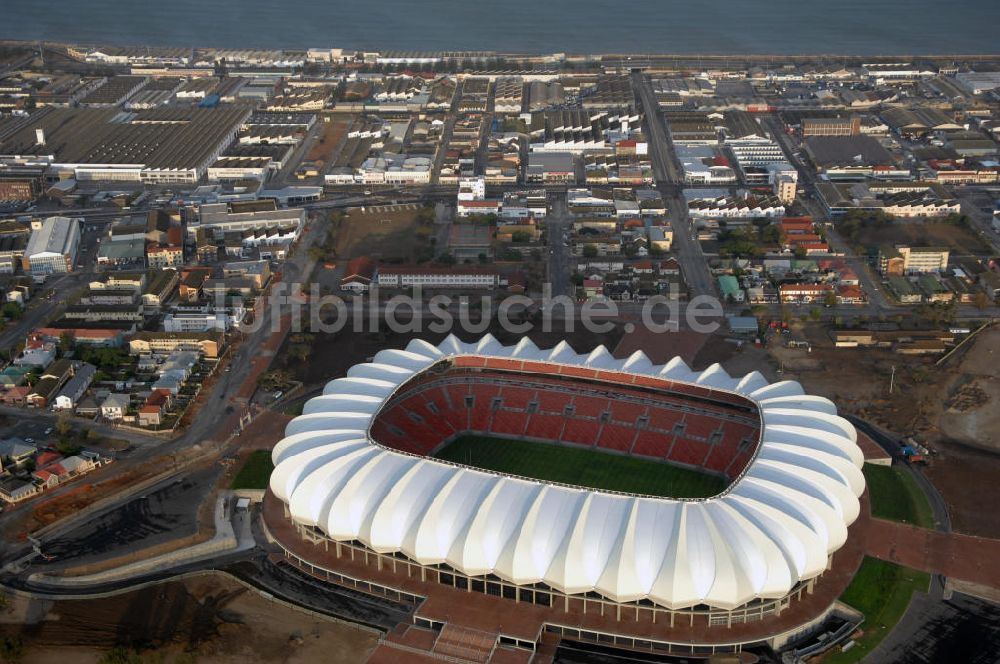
22, 216, 81, 275
801, 116, 861, 137
802, 136, 903, 180
188, 201, 305, 239
0, 106, 250, 184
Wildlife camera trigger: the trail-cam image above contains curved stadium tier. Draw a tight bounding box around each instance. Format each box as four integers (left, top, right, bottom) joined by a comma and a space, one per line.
265, 335, 867, 654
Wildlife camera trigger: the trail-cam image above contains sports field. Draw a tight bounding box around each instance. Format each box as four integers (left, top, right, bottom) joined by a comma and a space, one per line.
432, 435, 727, 498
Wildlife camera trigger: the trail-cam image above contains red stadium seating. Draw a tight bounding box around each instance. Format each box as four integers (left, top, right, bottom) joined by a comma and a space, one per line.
489, 410, 529, 437
561, 419, 601, 447
598, 423, 637, 452
631, 430, 673, 459
369, 367, 761, 481
525, 413, 566, 440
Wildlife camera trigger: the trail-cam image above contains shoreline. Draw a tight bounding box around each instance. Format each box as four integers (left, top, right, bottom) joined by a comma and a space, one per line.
1, 39, 999, 62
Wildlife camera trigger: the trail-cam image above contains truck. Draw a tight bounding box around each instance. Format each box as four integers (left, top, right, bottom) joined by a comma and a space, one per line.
901, 440, 930, 464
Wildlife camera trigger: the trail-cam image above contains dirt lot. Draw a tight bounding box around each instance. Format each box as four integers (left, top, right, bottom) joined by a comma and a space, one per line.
305, 119, 349, 164
334, 204, 433, 262
0, 574, 378, 664
768, 323, 1000, 538
852, 221, 992, 256
275, 322, 624, 389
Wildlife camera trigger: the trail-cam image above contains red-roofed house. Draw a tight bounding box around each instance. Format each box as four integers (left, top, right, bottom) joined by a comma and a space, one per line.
138, 389, 172, 427
505, 271, 527, 294
33, 467, 63, 488
838, 267, 860, 285
340, 256, 376, 293
659, 257, 681, 275
35, 451, 63, 468
633, 260, 656, 275
836, 284, 866, 304
36, 327, 125, 348
583, 279, 604, 298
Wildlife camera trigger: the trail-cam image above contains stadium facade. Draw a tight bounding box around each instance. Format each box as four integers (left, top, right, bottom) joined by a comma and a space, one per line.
264, 334, 868, 658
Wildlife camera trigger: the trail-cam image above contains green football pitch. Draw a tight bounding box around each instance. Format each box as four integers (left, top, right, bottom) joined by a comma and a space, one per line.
432, 434, 727, 499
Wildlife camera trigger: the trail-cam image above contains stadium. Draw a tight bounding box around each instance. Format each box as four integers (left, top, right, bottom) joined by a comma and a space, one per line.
263, 334, 868, 660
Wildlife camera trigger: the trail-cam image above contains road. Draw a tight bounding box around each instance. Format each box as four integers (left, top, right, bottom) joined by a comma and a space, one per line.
631, 71, 714, 298
762, 114, 1000, 318
430, 77, 464, 184
546, 194, 572, 297
0, 205, 329, 566
761, 114, 897, 313
841, 415, 1000, 664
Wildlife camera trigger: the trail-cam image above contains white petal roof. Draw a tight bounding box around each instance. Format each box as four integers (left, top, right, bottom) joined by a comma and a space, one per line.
270, 335, 865, 610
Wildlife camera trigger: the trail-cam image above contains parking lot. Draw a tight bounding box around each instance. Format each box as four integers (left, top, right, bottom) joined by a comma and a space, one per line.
2, 416, 58, 446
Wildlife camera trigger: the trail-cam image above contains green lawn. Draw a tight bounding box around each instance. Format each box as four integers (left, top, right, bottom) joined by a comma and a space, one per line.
863, 464, 935, 528
432, 435, 727, 498
230, 450, 275, 490
823, 557, 931, 664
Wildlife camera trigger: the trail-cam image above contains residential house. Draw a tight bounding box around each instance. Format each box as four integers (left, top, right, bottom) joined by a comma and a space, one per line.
138, 389, 172, 427
14, 336, 56, 368
51, 362, 97, 410
0, 476, 39, 503
100, 393, 130, 420
340, 256, 376, 293
26, 359, 76, 408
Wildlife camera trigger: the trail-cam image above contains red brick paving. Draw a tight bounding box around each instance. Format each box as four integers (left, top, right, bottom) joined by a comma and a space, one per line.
367, 643, 444, 663
857, 431, 890, 463
865, 518, 1000, 590
434, 624, 496, 662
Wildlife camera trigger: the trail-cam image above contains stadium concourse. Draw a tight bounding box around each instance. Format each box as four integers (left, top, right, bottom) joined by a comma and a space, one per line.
262, 334, 869, 660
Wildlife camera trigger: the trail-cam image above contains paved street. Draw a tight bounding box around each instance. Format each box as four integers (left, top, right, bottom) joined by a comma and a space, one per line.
545, 193, 571, 297
632, 71, 715, 298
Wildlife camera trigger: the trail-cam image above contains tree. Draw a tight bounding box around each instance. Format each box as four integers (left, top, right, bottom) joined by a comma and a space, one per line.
582, 244, 598, 258
56, 438, 82, 456
436, 253, 456, 266
0, 635, 23, 662
59, 332, 74, 354
55, 412, 72, 437
98, 647, 144, 664
1, 303, 22, 320
824, 291, 838, 307
287, 344, 310, 363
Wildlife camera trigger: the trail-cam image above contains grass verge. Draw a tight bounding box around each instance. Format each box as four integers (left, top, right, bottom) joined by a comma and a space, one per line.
230, 450, 274, 490
823, 556, 931, 663
863, 463, 935, 528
